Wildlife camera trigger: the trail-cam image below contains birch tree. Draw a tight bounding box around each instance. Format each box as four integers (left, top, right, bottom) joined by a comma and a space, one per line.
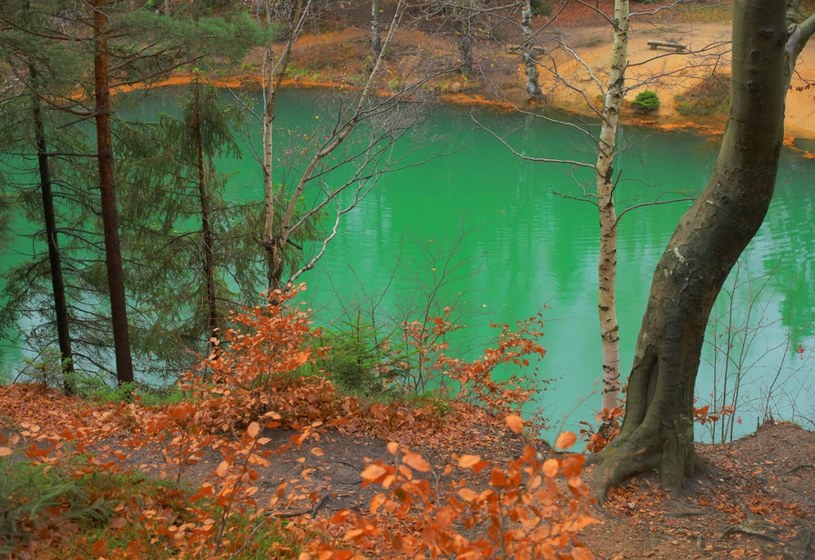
593, 0, 815, 494
258, 0, 416, 291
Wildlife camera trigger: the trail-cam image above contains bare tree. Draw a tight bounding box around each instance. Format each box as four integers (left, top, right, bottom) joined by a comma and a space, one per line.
256, 0, 430, 291
478, 0, 710, 417
593, 0, 815, 494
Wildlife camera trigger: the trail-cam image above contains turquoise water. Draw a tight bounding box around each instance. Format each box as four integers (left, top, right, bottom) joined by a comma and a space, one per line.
2, 87, 814, 441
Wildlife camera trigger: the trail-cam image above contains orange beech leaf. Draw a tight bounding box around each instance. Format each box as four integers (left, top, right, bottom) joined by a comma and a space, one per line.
215, 460, 230, 477
458, 454, 482, 469
294, 350, 311, 367
556, 431, 578, 450
562, 454, 586, 477
402, 452, 432, 472
505, 414, 524, 433
343, 528, 365, 541
490, 468, 508, 487
91, 539, 108, 557
361, 463, 388, 482
330, 510, 351, 524
370, 492, 387, 514
311, 447, 325, 457
457, 488, 479, 502
246, 421, 261, 438
0, 447, 12, 457
543, 459, 559, 478
572, 546, 595, 559
386, 441, 399, 455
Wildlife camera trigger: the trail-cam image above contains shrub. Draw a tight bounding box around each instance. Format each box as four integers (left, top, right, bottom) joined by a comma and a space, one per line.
675, 73, 730, 117
632, 90, 661, 114
530, 0, 552, 16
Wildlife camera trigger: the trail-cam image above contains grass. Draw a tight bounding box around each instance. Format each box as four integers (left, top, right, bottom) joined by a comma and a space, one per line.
1, 454, 302, 559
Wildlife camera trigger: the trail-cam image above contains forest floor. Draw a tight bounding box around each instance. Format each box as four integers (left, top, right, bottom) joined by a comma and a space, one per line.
5, 2, 815, 559
1, 383, 813, 559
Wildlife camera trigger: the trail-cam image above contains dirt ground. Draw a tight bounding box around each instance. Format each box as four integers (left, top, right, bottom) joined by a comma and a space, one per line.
281, 0, 815, 148
2, 382, 813, 559
116, 418, 814, 559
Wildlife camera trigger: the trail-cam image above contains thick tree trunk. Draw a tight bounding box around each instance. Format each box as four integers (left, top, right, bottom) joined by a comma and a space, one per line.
93, 0, 134, 385
192, 83, 219, 355
596, 0, 628, 413
30, 64, 75, 394
521, 0, 541, 99
593, 0, 789, 493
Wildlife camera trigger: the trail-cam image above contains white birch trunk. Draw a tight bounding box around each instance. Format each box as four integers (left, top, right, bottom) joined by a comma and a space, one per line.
596, 0, 629, 412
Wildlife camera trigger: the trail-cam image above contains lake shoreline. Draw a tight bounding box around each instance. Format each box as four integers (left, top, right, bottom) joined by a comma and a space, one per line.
114, 70, 815, 161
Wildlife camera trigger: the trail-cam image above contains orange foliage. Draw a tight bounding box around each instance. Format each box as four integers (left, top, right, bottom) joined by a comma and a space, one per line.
0, 285, 596, 558
579, 407, 623, 454
309, 426, 595, 559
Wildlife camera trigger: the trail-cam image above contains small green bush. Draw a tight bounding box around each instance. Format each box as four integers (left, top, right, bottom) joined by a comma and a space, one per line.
530, 0, 552, 16
318, 315, 400, 398
632, 90, 661, 114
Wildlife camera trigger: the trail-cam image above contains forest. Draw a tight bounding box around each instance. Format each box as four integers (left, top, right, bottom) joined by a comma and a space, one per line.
1, 0, 814, 558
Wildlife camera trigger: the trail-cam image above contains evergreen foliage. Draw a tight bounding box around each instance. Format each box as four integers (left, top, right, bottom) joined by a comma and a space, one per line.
632, 90, 660, 114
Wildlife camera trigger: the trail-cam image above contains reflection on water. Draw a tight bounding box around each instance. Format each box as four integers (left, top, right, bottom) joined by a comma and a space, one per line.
1, 88, 814, 442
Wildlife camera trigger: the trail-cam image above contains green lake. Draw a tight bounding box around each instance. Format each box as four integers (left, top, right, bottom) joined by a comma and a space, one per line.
2, 87, 814, 441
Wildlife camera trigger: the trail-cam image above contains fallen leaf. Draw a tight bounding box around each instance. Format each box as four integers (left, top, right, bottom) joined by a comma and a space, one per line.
505, 414, 524, 433
402, 452, 432, 472
458, 454, 482, 469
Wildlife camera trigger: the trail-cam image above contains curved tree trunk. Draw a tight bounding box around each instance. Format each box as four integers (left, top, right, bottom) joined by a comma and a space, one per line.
594, 0, 790, 493
596, 0, 628, 413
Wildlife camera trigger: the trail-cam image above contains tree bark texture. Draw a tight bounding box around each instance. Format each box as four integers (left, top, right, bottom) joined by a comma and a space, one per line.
192, 82, 219, 355
371, 0, 382, 59
30, 63, 75, 394
596, 0, 628, 413
521, 0, 541, 98
594, 0, 789, 493
262, 0, 309, 291
453, 12, 474, 74
93, 0, 134, 385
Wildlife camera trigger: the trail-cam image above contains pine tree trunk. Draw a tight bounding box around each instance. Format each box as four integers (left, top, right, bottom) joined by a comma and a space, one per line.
593, 0, 789, 494
93, 0, 134, 385
30, 64, 75, 394
596, 0, 628, 413
192, 83, 219, 355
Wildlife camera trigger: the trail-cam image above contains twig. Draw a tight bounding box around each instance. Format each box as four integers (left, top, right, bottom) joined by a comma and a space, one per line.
269, 493, 330, 519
